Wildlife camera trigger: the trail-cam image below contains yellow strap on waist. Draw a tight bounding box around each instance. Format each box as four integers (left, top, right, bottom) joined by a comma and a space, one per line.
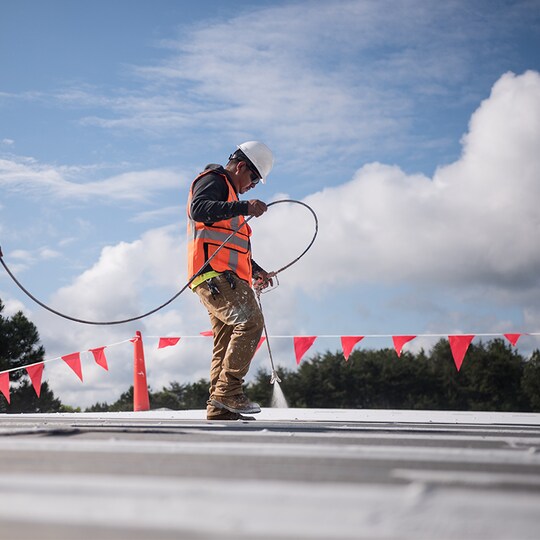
190, 270, 221, 290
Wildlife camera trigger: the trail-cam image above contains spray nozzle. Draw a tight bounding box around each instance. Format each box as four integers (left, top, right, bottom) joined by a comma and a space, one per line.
270, 370, 281, 384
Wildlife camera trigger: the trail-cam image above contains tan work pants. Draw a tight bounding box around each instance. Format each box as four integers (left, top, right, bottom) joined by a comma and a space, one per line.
194, 273, 264, 417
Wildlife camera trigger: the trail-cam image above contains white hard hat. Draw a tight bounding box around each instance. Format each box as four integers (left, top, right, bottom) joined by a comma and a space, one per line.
237, 141, 274, 183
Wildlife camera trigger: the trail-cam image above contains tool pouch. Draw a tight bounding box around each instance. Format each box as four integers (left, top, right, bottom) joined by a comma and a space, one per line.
206, 278, 220, 299
224, 271, 236, 290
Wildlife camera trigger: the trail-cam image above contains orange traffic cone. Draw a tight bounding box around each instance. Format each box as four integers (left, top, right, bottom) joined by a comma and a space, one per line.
132, 331, 150, 411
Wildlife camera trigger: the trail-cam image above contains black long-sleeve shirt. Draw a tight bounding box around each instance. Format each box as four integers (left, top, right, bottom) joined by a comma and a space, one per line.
189, 164, 264, 274
190, 164, 249, 223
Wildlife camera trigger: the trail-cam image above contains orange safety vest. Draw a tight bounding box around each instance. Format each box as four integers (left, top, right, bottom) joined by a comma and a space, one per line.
187, 170, 252, 283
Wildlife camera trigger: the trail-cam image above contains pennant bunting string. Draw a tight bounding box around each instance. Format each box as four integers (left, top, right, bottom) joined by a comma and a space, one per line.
0, 332, 539, 406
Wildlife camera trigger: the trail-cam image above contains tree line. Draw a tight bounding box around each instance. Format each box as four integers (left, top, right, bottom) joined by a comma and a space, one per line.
248, 339, 540, 412
2, 299, 539, 413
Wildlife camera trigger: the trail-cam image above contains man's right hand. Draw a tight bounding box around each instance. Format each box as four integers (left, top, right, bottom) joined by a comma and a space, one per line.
247, 200, 268, 217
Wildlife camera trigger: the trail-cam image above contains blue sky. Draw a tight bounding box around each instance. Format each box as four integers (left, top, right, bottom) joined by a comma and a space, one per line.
1, 0, 540, 407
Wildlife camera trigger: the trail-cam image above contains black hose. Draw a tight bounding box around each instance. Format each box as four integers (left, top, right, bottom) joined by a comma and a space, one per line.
0, 199, 318, 325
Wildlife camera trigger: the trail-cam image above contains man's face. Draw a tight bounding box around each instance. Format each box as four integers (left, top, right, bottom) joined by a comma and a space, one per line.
238, 161, 261, 194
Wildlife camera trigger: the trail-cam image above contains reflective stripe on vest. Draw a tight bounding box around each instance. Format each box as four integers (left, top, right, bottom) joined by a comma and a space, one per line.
192, 225, 249, 251
187, 170, 252, 283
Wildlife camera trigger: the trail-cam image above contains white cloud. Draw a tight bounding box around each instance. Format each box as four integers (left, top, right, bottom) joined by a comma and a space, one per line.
0, 294, 28, 317
48, 225, 184, 322
0, 156, 183, 201
11, 247, 61, 261
39, 248, 61, 260
1, 139, 14, 146
10, 249, 35, 261
252, 71, 540, 297
130, 205, 180, 224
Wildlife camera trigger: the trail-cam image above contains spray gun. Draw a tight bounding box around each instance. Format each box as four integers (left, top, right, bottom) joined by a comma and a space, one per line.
253, 272, 279, 294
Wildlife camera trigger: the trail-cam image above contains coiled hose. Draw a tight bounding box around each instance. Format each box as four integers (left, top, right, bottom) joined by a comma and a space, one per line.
0, 199, 318, 325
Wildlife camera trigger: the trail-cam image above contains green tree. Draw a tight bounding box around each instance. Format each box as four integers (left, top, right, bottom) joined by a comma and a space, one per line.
149, 379, 211, 410
181, 379, 211, 409
86, 386, 135, 412
522, 350, 540, 410
0, 299, 63, 413
249, 339, 536, 412
429, 339, 471, 409
460, 339, 526, 411
150, 383, 183, 410
86, 379, 212, 412
108, 386, 134, 412
6, 379, 63, 413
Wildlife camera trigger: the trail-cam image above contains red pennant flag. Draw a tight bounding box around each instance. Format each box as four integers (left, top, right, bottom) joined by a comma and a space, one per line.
448, 335, 474, 371
504, 333, 522, 347
158, 337, 181, 349
341, 336, 364, 361
61, 352, 83, 382
26, 363, 44, 397
392, 335, 416, 358
200, 330, 213, 337
0, 372, 10, 404
294, 336, 317, 364
255, 336, 266, 354
90, 347, 108, 371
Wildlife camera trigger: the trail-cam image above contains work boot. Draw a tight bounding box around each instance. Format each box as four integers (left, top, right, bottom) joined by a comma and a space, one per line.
207, 409, 256, 421
210, 394, 261, 414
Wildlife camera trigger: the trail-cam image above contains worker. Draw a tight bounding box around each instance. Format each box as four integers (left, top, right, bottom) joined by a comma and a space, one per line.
187, 141, 274, 420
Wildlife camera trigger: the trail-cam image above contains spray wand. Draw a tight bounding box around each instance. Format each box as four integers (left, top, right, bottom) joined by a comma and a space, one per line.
254, 279, 281, 384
